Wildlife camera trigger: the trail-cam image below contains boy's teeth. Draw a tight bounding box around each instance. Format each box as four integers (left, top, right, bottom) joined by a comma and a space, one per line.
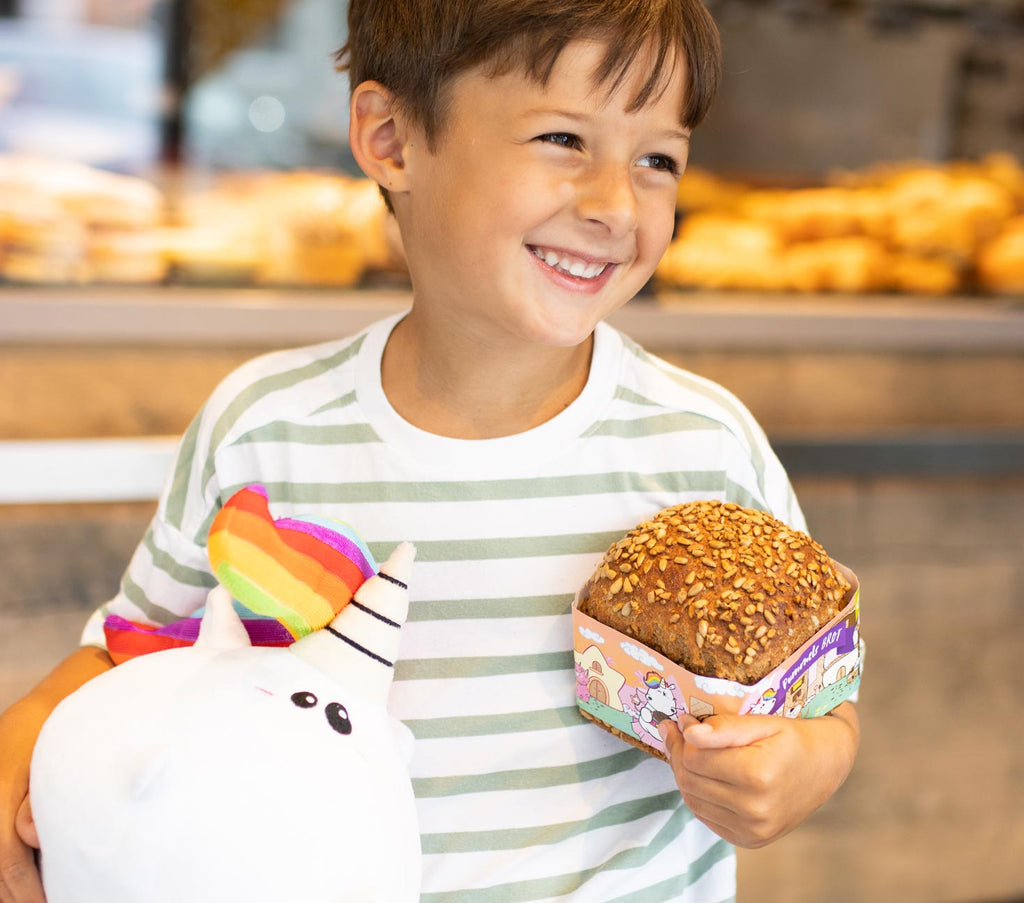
533, 247, 607, 279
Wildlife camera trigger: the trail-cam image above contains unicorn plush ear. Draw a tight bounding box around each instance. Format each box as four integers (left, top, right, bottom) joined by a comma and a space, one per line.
290, 542, 415, 705
196, 585, 252, 651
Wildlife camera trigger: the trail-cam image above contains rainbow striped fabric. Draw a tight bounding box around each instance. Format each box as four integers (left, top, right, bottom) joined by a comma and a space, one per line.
207, 484, 376, 637
104, 484, 377, 663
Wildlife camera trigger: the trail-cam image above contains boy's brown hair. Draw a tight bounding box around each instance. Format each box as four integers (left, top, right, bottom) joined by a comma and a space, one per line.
338, 0, 722, 150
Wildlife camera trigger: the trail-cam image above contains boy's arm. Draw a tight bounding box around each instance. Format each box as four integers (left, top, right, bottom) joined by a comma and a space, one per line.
0, 646, 113, 903
657, 702, 859, 849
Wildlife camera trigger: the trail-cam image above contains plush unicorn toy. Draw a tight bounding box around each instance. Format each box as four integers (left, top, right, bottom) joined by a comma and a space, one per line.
22, 485, 422, 903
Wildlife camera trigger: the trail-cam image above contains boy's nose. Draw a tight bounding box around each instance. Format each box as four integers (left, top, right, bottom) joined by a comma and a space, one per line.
575, 163, 639, 235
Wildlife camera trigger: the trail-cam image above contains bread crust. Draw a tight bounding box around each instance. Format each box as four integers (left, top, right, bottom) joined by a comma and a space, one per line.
577, 501, 851, 685
579, 709, 668, 761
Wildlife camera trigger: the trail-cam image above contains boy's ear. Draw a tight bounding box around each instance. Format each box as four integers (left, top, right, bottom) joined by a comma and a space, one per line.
349, 81, 412, 195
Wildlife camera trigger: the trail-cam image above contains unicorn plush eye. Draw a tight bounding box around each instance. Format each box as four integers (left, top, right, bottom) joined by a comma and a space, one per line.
289, 691, 353, 735
325, 702, 353, 735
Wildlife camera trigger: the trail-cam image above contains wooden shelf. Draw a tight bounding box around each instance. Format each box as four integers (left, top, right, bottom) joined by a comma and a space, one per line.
1, 286, 1022, 351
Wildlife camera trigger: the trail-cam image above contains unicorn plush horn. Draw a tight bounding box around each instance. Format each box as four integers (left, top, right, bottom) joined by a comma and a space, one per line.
291, 541, 415, 705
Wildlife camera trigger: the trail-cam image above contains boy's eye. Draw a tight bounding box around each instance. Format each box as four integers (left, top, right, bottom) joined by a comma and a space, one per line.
538, 132, 582, 150
638, 154, 680, 176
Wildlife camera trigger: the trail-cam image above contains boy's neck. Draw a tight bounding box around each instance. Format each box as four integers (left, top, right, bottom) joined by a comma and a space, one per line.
380, 310, 594, 440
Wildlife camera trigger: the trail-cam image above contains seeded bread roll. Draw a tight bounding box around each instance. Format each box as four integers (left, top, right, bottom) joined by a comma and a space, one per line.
578, 500, 852, 686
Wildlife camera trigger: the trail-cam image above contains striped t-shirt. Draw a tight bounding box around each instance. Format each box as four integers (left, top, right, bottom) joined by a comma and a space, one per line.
85, 312, 804, 902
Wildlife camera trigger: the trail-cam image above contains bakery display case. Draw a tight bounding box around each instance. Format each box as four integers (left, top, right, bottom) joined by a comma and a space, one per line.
1, 0, 1021, 482
0, 0, 1021, 395
1, 0, 1022, 301
0, 157, 402, 288
2, 152, 1023, 296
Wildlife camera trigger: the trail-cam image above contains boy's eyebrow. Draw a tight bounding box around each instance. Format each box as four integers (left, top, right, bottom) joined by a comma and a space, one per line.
520, 107, 589, 123
522, 106, 691, 140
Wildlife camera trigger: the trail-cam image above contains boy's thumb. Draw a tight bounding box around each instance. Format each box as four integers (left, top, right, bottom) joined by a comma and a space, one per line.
657, 714, 698, 761
15, 796, 40, 849
682, 713, 781, 749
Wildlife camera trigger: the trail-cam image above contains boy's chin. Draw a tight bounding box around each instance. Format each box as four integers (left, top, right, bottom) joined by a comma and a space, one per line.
525, 321, 603, 351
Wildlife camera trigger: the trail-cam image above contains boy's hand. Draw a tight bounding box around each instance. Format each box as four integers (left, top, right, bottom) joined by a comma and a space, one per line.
1, 645, 112, 903
0, 701, 46, 903
657, 703, 859, 849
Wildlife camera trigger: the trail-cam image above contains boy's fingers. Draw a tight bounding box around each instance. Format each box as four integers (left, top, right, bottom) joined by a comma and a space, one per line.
656, 712, 703, 757
656, 719, 680, 761
1, 784, 44, 903
13, 800, 38, 851
681, 713, 782, 750
656, 722, 752, 832
0, 838, 46, 903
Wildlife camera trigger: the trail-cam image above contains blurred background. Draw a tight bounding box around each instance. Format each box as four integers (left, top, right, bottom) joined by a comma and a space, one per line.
0, 1, 1022, 901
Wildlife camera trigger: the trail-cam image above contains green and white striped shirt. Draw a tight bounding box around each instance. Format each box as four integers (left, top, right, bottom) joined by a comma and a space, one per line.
85, 312, 803, 902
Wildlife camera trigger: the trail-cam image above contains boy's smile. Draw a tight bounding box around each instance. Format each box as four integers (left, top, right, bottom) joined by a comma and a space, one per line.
528, 245, 613, 284
392, 38, 690, 353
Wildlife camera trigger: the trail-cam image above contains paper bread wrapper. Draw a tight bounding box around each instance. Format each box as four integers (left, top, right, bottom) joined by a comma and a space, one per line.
572, 563, 861, 760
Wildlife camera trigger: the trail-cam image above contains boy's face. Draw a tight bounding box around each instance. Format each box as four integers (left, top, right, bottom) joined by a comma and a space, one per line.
394, 39, 690, 351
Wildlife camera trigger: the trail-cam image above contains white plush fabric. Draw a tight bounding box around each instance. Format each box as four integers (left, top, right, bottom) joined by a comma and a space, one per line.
29, 545, 421, 903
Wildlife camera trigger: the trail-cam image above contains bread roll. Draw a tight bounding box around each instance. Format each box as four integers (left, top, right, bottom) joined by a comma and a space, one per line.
976, 216, 1024, 295
577, 500, 852, 686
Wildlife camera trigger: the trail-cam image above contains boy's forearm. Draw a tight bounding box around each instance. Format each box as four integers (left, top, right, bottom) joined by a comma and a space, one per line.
26, 645, 113, 705
1, 646, 113, 902
2, 649, 114, 808
6, 646, 113, 748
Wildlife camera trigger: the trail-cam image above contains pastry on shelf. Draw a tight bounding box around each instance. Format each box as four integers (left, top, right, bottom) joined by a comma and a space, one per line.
874, 169, 1015, 262
0, 155, 166, 284
675, 167, 748, 213
887, 253, 962, 296
737, 187, 867, 244
0, 155, 164, 231
170, 171, 402, 287
953, 153, 1024, 210
656, 213, 785, 291
976, 216, 1024, 296
658, 154, 1021, 296
88, 229, 170, 285
0, 184, 88, 284
780, 237, 891, 294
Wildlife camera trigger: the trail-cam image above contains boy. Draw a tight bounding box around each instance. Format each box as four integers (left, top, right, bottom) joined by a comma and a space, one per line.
0, 1, 859, 900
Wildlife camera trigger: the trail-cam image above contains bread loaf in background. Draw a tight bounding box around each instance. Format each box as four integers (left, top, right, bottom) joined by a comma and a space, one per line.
577, 500, 852, 686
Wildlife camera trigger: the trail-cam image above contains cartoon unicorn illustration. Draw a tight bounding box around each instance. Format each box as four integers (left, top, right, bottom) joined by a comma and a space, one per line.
749, 686, 778, 715
21, 486, 422, 903
631, 671, 682, 743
